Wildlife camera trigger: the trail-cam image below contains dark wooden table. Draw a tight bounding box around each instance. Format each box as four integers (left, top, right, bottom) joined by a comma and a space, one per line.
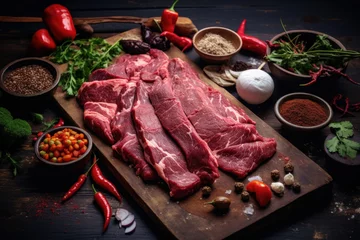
1, 1, 360, 239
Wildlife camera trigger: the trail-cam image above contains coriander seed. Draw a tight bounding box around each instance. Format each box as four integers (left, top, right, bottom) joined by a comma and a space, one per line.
201, 186, 212, 197
234, 182, 244, 193
241, 190, 250, 202
292, 182, 301, 193
284, 162, 294, 173
271, 169, 280, 181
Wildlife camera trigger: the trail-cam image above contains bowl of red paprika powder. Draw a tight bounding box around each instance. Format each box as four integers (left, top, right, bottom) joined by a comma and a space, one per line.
274, 92, 333, 131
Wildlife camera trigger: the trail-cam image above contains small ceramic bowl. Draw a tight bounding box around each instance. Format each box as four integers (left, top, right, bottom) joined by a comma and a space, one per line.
266, 30, 347, 85
193, 26, 242, 64
34, 126, 93, 175
274, 92, 333, 131
0, 57, 60, 103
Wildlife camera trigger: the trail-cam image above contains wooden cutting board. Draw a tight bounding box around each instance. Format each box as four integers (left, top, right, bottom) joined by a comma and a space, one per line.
53, 28, 332, 240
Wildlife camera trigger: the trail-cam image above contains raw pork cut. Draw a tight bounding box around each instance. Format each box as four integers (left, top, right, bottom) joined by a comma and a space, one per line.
132, 81, 200, 199
84, 102, 117, 145
111, 82, 158, 181
148, 78, 219, 185
168, 58, 277, 179
77, 78, 128, 106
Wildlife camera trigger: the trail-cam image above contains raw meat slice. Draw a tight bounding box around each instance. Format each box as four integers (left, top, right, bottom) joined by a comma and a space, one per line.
77, 78, 128, 106
148, 78, 219, 185
215, 139, 277, 179
84, 102, 117, 145
140, 49, 170, 82
132, 81, 201, 199
88, 54, 152, 81
111, 82, 158, 181
168, 58, 277, 178
168, 58, 255, 124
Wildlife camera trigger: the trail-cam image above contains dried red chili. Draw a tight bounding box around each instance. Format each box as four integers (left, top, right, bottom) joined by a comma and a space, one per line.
160, 0, 179, 33
160, 31, 192, 52
237, 19, 267, 57
279, 99, 328, 126
61, 158, 98, 203
91, 184, 112, 232
90, 156, 122, 202
332, 93, 357, 116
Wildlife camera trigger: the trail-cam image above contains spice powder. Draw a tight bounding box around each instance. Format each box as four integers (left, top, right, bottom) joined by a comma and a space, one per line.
197, 33, 236, 55
3, 65, 54, 95
279, 99, 328, 126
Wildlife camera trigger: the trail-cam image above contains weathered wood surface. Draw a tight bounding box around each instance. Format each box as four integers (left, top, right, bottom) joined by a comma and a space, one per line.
52, 28, 332, 240
1, 1, 360, 239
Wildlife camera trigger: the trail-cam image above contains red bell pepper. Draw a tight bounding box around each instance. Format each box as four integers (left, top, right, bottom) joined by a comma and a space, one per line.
160, 0, 179, 33
30, 28, 57, 56
42, 4, 77, 43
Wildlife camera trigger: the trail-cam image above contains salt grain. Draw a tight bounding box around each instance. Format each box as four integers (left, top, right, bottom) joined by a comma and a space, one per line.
225, 190, 232, 195
248, 175, 262, 182
243, 204, 254, 215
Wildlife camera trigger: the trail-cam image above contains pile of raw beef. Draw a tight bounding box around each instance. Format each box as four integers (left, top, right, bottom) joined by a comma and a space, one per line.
77, 49, 277, 199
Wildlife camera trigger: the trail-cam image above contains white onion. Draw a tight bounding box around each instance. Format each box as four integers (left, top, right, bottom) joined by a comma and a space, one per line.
115, 208, 129, 221
124, 221, 137, 234
121, 214, 135, 227
236, 69, 274, 105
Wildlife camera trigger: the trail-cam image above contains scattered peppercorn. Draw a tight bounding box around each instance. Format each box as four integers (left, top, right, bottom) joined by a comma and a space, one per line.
240, 190, 250, 202
284, 162, 294, 173
271, 169, 280, 181
201, 186, 212, 197
292, 182, 301, 193
234, 182, 245, 193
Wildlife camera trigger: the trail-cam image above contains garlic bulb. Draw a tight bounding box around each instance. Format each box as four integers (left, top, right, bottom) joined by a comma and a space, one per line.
284, 173, 295, 186
271, 182, 285, 194
235, 69, 274, 104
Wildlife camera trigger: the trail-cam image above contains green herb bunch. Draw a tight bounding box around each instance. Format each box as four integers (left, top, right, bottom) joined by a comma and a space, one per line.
49, 38, 122, 96
325, 121, 360, 159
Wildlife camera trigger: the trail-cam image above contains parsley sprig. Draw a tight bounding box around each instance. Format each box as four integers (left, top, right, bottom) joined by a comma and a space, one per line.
49, 38, 122, 96
325, 121, 360, 159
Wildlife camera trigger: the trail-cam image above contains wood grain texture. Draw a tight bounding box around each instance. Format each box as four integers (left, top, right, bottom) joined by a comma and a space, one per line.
52, 28, 332, 240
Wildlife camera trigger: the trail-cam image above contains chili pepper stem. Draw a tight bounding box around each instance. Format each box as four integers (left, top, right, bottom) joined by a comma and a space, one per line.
169, 0, 179, 11
92, 184, 97, 194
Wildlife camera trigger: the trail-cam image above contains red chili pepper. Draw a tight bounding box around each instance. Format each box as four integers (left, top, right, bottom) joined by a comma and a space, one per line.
237, 19, 267, 57
30, 28, 57, 56
42, 4, 77, 43
91, 184, 112, 233
246, 180, 272, 207
91, 156, 122, 202
160, 0, 179, 33
160, 31, 192, 52
61, 158, 98, 203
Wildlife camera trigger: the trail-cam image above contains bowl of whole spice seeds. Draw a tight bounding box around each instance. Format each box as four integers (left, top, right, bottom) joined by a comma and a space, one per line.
0, 57, 60, 103
193, 26, 242, 64
274, 92, 333, 131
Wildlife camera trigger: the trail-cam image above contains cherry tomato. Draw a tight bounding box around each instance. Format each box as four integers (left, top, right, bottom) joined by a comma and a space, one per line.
246, 180, 272, 207
37, 131, 44, 137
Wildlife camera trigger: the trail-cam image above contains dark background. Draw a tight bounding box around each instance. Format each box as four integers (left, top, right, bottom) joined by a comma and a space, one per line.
1, 1, 360, 239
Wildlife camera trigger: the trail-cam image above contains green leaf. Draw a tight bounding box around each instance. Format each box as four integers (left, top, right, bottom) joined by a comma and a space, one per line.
329, 121, 354, 138
325, 136, 339, 153
337, 142, 347, 157
346, 146, 358, 159
343, 138, 360, 151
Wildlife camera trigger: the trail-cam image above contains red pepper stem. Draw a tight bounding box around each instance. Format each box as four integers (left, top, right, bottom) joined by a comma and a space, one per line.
169, 0, 179, 11
92, 184, 97, 194
85, 156, 99, 176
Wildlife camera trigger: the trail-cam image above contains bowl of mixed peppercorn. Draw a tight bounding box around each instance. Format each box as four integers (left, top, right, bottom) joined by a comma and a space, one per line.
274, 92, 333, 132
34, 126, 93, 175
0, 57, 60, 104
265, 29, 360, 86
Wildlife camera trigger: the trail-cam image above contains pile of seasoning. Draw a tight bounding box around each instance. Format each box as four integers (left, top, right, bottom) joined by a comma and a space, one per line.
3, 65, 54, 95
197, 33, 236, 55
279, 98, 328, 126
